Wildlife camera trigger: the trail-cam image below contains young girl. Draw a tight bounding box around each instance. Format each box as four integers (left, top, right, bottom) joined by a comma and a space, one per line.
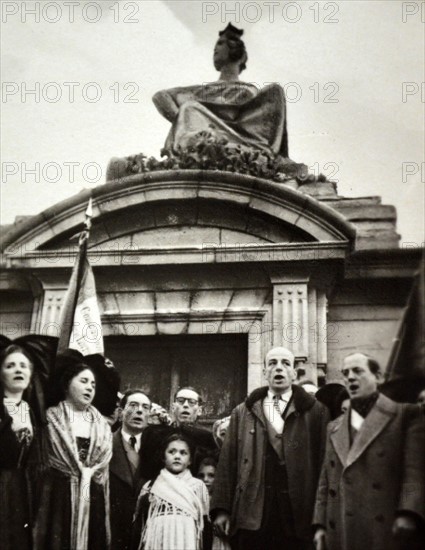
135, 433, 210, 550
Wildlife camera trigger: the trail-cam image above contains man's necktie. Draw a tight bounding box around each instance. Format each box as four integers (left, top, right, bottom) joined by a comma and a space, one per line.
273, 394, 282, 418
129, 436, 137, 449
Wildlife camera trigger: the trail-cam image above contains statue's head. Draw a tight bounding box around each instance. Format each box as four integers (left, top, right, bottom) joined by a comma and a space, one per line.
214, 23, 247, 73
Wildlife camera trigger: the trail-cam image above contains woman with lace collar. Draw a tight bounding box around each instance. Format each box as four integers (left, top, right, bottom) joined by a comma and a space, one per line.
34, 349, 119, 550
0, 336, 57, 550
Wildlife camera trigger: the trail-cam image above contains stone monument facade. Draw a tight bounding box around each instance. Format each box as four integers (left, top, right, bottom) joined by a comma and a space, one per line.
0, 25, 421, 420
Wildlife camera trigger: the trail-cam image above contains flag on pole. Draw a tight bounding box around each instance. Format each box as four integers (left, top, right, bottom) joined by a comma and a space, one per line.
57, 198, 104, 356
386, 256, 425, 380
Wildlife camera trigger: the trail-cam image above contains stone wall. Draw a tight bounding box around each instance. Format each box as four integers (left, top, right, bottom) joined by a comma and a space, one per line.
0, 171, 420, 393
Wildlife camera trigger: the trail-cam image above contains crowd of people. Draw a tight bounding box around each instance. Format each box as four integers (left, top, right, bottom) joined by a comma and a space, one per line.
1, 337, 424, 550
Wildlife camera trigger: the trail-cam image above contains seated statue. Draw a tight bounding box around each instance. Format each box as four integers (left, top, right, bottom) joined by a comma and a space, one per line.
106, 24, 328, 185
152, 23, 289, 159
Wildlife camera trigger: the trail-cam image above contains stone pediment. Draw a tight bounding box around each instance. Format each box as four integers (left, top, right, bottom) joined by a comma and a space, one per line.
1, 171, 356, 268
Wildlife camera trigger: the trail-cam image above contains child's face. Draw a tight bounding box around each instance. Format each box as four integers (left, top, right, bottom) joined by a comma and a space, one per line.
164, 440, 191, 474
198, 465, 215, 494
217, 420, 230, 442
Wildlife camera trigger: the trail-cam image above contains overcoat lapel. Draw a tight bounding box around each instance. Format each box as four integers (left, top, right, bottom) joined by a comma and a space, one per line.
252, 397, 286, 459
346, 394, 396, 468
251, 400, 267, 427
330, 413, 350, 467
110, 429, 134, 486
283, 398, 296, 421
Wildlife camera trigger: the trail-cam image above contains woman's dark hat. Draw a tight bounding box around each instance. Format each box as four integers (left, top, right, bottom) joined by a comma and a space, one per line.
50, 348, 120, 415
316, 382, 349, 420
0, 334, 59, 424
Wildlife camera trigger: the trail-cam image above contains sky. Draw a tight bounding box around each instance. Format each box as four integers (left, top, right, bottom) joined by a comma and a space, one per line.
1, 0, 424, 245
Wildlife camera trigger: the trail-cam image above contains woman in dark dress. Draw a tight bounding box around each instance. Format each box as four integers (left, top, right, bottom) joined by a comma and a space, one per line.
0, 336, 57, 550
34, 350, 116, 550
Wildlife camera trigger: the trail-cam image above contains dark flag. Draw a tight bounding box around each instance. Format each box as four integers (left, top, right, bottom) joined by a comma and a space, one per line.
383, 255, 425, 402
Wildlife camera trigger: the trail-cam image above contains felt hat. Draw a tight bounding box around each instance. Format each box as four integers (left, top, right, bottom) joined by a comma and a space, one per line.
316, 382, 349, 420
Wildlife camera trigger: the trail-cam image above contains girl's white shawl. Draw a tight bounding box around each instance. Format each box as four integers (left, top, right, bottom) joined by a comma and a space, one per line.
141, 468, 209, 550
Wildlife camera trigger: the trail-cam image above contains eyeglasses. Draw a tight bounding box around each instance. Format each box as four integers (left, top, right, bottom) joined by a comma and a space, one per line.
126, 403, 151, 412
175, 397, 199, 406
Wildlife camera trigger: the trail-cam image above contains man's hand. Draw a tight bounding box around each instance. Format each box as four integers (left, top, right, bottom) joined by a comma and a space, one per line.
313, 527, 327, 550
213, 511, 230, 538
392, 515, 417, 539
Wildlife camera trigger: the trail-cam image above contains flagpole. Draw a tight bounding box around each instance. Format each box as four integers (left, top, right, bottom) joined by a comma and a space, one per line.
81, 198, 93, 242
73, 197, 93, 321
75, 197, 93, 297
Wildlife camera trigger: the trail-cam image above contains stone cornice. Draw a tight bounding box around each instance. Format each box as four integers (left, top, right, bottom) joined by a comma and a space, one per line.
2, 241, 349, 269
102, 308, 267, 324
344, 248, 424, 279
1, 171, 356, 254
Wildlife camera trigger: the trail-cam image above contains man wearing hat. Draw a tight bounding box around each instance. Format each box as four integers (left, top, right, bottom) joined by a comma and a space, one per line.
212, 346, 329, 550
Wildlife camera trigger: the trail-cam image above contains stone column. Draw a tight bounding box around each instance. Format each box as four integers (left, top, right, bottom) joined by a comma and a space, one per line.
267, 270, 329, 384
316, 289, 328, 381
31, 275, 69, 337
272, 281, 309, 359
247, 317, 265, 393
38, 289, 65, 337
269, 272, 310, 381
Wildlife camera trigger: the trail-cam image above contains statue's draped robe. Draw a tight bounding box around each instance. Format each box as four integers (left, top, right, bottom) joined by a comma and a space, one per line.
157, 82, 288, 158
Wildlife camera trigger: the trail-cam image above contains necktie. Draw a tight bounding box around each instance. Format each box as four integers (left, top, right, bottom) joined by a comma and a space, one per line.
273, 395, 282, 418
129, 436, 137, 450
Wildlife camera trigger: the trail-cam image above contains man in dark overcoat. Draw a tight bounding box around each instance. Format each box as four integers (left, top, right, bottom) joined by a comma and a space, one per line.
109, 389, 151, 550
313, 353, 425, 550
211, 347, 329, 550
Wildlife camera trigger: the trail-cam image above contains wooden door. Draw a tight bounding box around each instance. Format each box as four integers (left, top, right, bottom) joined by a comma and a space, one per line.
105, 334, 248, 423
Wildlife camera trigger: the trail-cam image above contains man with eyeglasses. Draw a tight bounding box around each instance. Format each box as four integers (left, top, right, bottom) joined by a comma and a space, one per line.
139, 386, 216, 481
172, 386, 203, 425
109, 389, 151, 550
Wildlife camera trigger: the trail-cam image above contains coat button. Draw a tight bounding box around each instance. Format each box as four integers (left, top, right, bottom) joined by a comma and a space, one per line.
243, 458, 249, 464
344, 476, 352, 485
330, 460, 335, 467
329, 520, 336, 530
346, 511, 354, 517
372, 482, 381, 490
377, 450, 385, 457
375, 514, 385, 523
329, 489, 337, 497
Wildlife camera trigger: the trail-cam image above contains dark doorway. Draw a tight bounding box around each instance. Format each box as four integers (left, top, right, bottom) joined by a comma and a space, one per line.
105, 334, 248, 423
